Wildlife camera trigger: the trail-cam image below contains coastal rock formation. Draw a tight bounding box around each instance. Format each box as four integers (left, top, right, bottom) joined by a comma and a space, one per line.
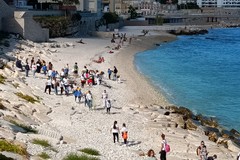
168, 28, 208, 35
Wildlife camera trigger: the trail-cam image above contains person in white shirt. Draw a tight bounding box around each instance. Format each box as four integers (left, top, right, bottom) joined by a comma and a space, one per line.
32, 63, 37, 78
120, 123, 128, 145
110, 121, 119, 143
86, 90, 93, 109
44, 77, 52, 94
102, 90, 108, 108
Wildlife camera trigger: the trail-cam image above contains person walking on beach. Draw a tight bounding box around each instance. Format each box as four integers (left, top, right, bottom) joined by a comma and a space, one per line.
106, 99, 111, 114
113, 66, 118, 81
32, 62, 37, 78
108, 68, 112, 80
25, 62, 30, 77
86, 90, 93, 110
73, 87, 82, 103
120, 123, 128, 145
102, 90, 108, 108
73, 62, 78, 75
160, 133, 167, 160
197, 141, 208, 160
147, 149, 157, 160
110, 121, 119, 143
44, 77, 52, 94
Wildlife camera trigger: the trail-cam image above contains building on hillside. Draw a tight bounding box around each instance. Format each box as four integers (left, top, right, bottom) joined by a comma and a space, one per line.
137, 2, 177, 16
197, 0, 240, 8
115, 0, 128, 14
178, 0, 197, 5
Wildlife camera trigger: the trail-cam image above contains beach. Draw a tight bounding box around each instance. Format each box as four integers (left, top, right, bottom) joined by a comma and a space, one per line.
0, 28, 239, 160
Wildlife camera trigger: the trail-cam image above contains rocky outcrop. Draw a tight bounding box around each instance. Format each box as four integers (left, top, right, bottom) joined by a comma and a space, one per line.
168, 28, 208, 35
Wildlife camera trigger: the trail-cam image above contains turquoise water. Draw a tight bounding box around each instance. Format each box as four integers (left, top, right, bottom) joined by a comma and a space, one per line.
135, 28, 240, 131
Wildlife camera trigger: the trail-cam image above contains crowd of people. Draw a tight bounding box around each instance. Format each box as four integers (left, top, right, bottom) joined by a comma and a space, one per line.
13, 37, 239, 160
15, 55, 121, 112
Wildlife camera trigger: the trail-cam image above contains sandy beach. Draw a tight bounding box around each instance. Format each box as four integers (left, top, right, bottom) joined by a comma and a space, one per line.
0, 28, 239, 160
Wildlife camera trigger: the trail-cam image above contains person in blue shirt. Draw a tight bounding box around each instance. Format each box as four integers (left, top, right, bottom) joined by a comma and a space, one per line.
73, 87, 82, 102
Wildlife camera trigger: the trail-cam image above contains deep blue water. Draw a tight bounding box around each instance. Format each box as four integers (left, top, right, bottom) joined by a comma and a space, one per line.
135, 28, 240, 131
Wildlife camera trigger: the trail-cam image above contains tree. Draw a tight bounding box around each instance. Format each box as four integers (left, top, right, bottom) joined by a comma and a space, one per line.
128, 5, 137, 19
102, 12, 119, 24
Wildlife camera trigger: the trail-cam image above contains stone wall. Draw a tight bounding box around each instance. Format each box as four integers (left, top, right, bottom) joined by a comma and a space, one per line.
0, 0, 14, 30
1, 11, 49, 42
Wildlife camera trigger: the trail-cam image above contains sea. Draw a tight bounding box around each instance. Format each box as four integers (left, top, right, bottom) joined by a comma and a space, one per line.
135, 28, 240, 131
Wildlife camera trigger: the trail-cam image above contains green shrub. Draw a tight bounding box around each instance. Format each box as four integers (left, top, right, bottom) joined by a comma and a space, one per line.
0, 74, 6, 84
32, 139, 51, 148
38, 152, 50, 159
15, 92, 39, 103
9, 120, 38, 133
79, 148, 100, 156
63, 153, 100, 160
0, 139, 28, 156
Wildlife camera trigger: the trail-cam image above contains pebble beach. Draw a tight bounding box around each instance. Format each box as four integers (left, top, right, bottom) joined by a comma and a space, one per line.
0, 28, 239, 160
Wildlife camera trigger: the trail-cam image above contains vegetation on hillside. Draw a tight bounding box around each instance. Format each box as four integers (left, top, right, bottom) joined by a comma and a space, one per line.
15, 92, 39, 103
128, 5, 137, 19
32, 139, 51, 148
33, 13, 81, 38
63, 153, 100, 160
102, 12, 119, 24
0, 139, 28, 156
0, 74, 6, 84
178, 3, 200, 9
79, 148, 100, 156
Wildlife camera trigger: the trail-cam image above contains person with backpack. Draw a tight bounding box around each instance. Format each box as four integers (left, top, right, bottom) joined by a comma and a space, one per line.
120, 123, 128, 146
110, 121, 119, 143
160, 133, 169, 160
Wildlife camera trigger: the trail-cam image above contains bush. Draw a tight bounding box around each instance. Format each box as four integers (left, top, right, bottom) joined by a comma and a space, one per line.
0, 139, 28, 156
63, 153, 100, 160
79, 148, 100, 156
15, 92, 39, 103
0, 74, 6, 84
32, 139, 51, 148
38, 152, 50, 159
102, 12, 119, 24
9, 120, 38, 133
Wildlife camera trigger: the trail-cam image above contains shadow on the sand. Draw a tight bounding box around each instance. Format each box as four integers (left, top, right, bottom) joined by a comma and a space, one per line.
94, 108, 105, 111
112, 106, 122, 110
110, 112, 121, 115
127, 140, 141, 146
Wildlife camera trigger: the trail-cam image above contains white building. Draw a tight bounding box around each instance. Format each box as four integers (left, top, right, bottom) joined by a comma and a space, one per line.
197, 0, 240, 8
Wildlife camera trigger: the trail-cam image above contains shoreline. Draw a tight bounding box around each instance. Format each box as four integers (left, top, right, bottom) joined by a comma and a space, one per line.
112, 34, 177, 107
113, 31, 240, 145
